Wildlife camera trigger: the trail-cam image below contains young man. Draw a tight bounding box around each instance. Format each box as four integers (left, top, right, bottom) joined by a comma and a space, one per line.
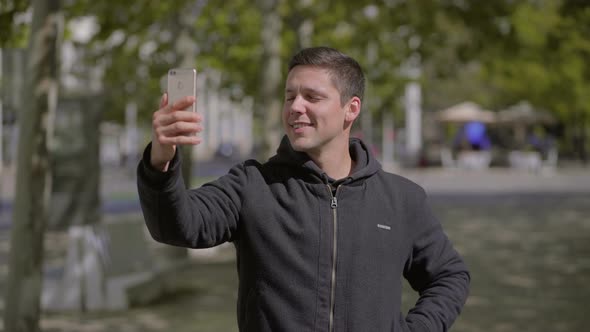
138, 47, 470, 331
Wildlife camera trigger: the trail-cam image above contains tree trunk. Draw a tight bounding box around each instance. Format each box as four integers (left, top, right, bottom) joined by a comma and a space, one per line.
580, 111, 588, 165
256, 0, 283, 159
3, 0, 61, 331
296, 18, 314, 50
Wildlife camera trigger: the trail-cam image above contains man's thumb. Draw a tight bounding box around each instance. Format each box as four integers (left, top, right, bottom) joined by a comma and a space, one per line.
160, 93, 168, 108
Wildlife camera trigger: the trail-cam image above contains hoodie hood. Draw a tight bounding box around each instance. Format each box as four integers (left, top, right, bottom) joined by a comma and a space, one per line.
267, 135, 382, 183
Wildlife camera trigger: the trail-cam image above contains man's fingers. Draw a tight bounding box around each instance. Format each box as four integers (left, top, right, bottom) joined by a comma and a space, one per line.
154, 110, 202, 128
156, 121, 203, 138
160, 93, 168, 109
168, 96, 196, 112
156, 133, 202, 146
152, 95, 202, 147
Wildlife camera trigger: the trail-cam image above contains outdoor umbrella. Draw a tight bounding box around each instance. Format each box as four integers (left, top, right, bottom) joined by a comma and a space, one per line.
436, 101, 497, 124
497, 101, 556, 125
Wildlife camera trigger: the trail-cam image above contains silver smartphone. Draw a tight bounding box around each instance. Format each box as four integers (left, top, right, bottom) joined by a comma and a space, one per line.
167, 68, 197, 112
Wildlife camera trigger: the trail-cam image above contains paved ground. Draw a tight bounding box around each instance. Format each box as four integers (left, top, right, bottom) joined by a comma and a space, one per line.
395, 166, 590, 194
2, 161, 590, 206
3, 161, 588, 228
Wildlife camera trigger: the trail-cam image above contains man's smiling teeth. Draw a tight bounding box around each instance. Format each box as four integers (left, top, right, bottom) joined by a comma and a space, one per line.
292, 124, 309, 129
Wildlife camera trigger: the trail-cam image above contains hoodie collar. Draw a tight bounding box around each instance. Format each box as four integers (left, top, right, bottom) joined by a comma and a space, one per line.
267, 135, 381, 183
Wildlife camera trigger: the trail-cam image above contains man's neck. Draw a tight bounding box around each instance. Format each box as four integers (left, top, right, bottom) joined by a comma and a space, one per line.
309, 145, 354, 180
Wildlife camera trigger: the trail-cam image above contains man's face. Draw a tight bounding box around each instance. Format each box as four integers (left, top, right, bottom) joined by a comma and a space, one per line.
282, 65, 353, 158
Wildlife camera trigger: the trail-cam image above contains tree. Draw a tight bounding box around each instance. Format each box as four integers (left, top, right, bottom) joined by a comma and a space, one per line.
3, 0, 61, 331
461, 0, 590, 160
256, 0, 283, 157
34, 0, 590, 164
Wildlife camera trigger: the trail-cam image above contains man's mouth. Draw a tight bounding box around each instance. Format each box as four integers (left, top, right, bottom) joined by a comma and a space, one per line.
292, 123, 312, 129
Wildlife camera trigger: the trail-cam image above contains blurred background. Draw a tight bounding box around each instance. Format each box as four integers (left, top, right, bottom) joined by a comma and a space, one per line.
0, 0, 589, 331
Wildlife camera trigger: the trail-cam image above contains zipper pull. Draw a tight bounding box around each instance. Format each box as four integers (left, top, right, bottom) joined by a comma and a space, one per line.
331, 197, 338, 209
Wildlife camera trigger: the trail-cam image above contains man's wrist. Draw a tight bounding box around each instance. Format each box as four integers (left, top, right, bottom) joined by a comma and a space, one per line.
149, 142, 176, 172
150, 159, 171, 172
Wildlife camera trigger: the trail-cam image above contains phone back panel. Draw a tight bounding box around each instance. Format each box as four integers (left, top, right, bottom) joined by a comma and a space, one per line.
167, 68, 197, 111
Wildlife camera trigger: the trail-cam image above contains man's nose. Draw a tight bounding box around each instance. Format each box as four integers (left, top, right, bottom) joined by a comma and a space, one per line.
290, 95, 306, 114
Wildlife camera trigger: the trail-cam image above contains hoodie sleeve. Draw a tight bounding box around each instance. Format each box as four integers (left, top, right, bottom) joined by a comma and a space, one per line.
403, 188, 471, 332
136, 143, 246, 248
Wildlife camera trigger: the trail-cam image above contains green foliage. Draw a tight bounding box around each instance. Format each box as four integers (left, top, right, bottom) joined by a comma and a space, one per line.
476, 0, 590, 120
0, 0, 30, 47
193, 0, 263, 97
61, 0, 196, 122
60, 0, 268, 122
512, 2, 560, 48
3, 0, 588, 156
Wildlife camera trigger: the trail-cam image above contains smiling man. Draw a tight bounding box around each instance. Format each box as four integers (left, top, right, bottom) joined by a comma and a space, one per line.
283, 62, 361, 180
137, 47, 470, 332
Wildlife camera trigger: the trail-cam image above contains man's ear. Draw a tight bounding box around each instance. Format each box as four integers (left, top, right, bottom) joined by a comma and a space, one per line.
345, 96, 361, 122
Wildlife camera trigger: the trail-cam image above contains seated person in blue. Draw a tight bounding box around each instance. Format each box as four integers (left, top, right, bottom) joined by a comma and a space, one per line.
453, 121, 491, 151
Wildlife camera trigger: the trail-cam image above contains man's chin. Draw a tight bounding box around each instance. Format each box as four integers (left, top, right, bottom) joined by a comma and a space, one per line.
288, 138, 312, 153
291, 144, 308, 152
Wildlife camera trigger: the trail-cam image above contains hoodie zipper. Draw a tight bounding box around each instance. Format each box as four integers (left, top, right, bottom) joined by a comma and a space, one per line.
327, 185, 339, 332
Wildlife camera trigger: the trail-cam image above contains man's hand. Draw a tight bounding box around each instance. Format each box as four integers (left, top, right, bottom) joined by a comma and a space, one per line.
150, 93, 202, 172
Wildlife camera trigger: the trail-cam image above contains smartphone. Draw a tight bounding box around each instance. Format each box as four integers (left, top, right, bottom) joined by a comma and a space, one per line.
167, 68, 197, 112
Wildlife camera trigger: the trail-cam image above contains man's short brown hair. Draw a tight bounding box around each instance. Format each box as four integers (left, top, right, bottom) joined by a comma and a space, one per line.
288, 46, 365, 106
